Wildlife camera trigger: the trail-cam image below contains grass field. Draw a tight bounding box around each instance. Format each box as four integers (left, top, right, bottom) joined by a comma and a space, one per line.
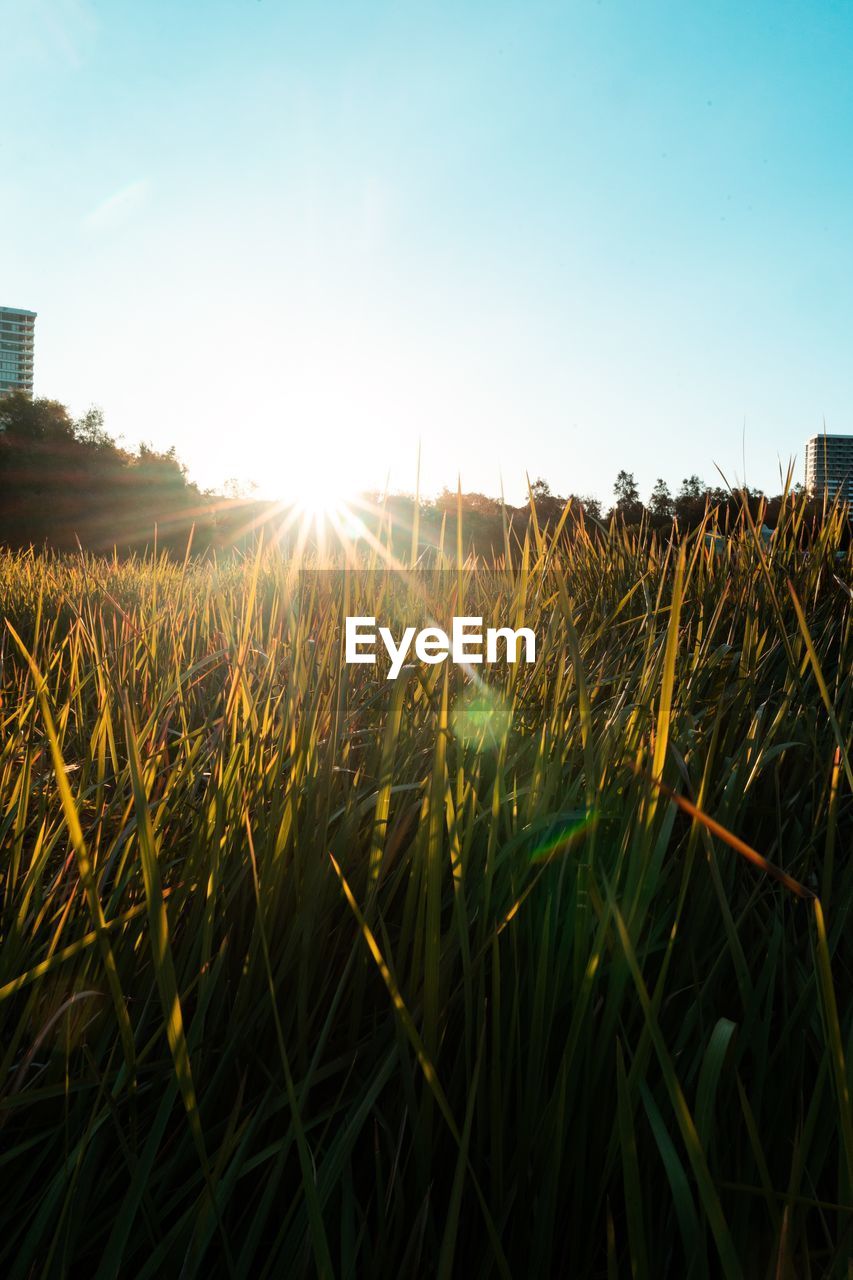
0, 498, 851, 1278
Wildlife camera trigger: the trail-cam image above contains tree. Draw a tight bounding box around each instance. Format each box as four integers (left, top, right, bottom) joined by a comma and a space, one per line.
612, 470, 643, 521
674, 475, 709, 528
434, 488, 500, 515
0, 396, 214, 553
577, 494, 602, 522
0, 392, 74, 441
678, 474, 706, 501
527, 477, 568, 524
223, 477, 259, 500
73, 406, 112, 449
613, 470, 639, 506
648, 478, 674, 520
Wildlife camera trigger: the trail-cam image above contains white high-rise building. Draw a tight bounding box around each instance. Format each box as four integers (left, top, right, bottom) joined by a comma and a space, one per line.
0, 306, 36, 397
805, 434, 853, 507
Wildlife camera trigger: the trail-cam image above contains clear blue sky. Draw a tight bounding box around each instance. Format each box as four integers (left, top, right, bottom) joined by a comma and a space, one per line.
3, 0, 852, 504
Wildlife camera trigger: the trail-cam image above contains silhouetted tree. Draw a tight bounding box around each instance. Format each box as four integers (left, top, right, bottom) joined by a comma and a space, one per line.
613, 470, 638, 504
648, 478, 674, 520
674, 474, 709, 526
0, 393, 214, 553
73, 406, 112, 448
611, 470, 644, 522
0, 393, 74, 442
527, 478, 568, 525
577, 495, 603, 522
2, 392, 832, 558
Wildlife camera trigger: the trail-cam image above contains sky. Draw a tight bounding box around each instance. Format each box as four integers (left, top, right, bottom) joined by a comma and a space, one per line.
3, 0, 853, 505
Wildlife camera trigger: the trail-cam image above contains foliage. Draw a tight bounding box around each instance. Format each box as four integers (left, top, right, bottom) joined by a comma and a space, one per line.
0, 393, 837, 556
649, 477, 674, 519
0, 393, 214, 554
0, 496, 850, 1277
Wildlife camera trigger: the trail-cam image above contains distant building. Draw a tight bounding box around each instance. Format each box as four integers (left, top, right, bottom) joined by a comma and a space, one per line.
805, 433, 853, 506
0, 306, 37, 398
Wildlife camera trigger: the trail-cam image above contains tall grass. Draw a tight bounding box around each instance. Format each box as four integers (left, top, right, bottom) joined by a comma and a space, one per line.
0, 497, 850, 1277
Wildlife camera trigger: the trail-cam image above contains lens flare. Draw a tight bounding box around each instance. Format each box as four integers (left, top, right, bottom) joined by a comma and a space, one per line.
527, 810, 598, 863
452, 687, 512, 751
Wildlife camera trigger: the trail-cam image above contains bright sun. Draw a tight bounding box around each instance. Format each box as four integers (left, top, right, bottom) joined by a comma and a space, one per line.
257, 461, 388, 559
295, 489, 347, 521
280, 458, 363, 521
287, 483, 374, 547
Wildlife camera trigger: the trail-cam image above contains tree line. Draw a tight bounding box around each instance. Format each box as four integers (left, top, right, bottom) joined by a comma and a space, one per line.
0, 392, 833, 556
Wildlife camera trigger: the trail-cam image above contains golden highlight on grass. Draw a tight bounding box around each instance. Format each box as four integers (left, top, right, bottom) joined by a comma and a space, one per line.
0, 493, 849, 1277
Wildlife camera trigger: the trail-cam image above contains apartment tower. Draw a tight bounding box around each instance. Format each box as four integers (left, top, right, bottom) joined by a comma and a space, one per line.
0, 306, 37, 397
804, 434, 853, 506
